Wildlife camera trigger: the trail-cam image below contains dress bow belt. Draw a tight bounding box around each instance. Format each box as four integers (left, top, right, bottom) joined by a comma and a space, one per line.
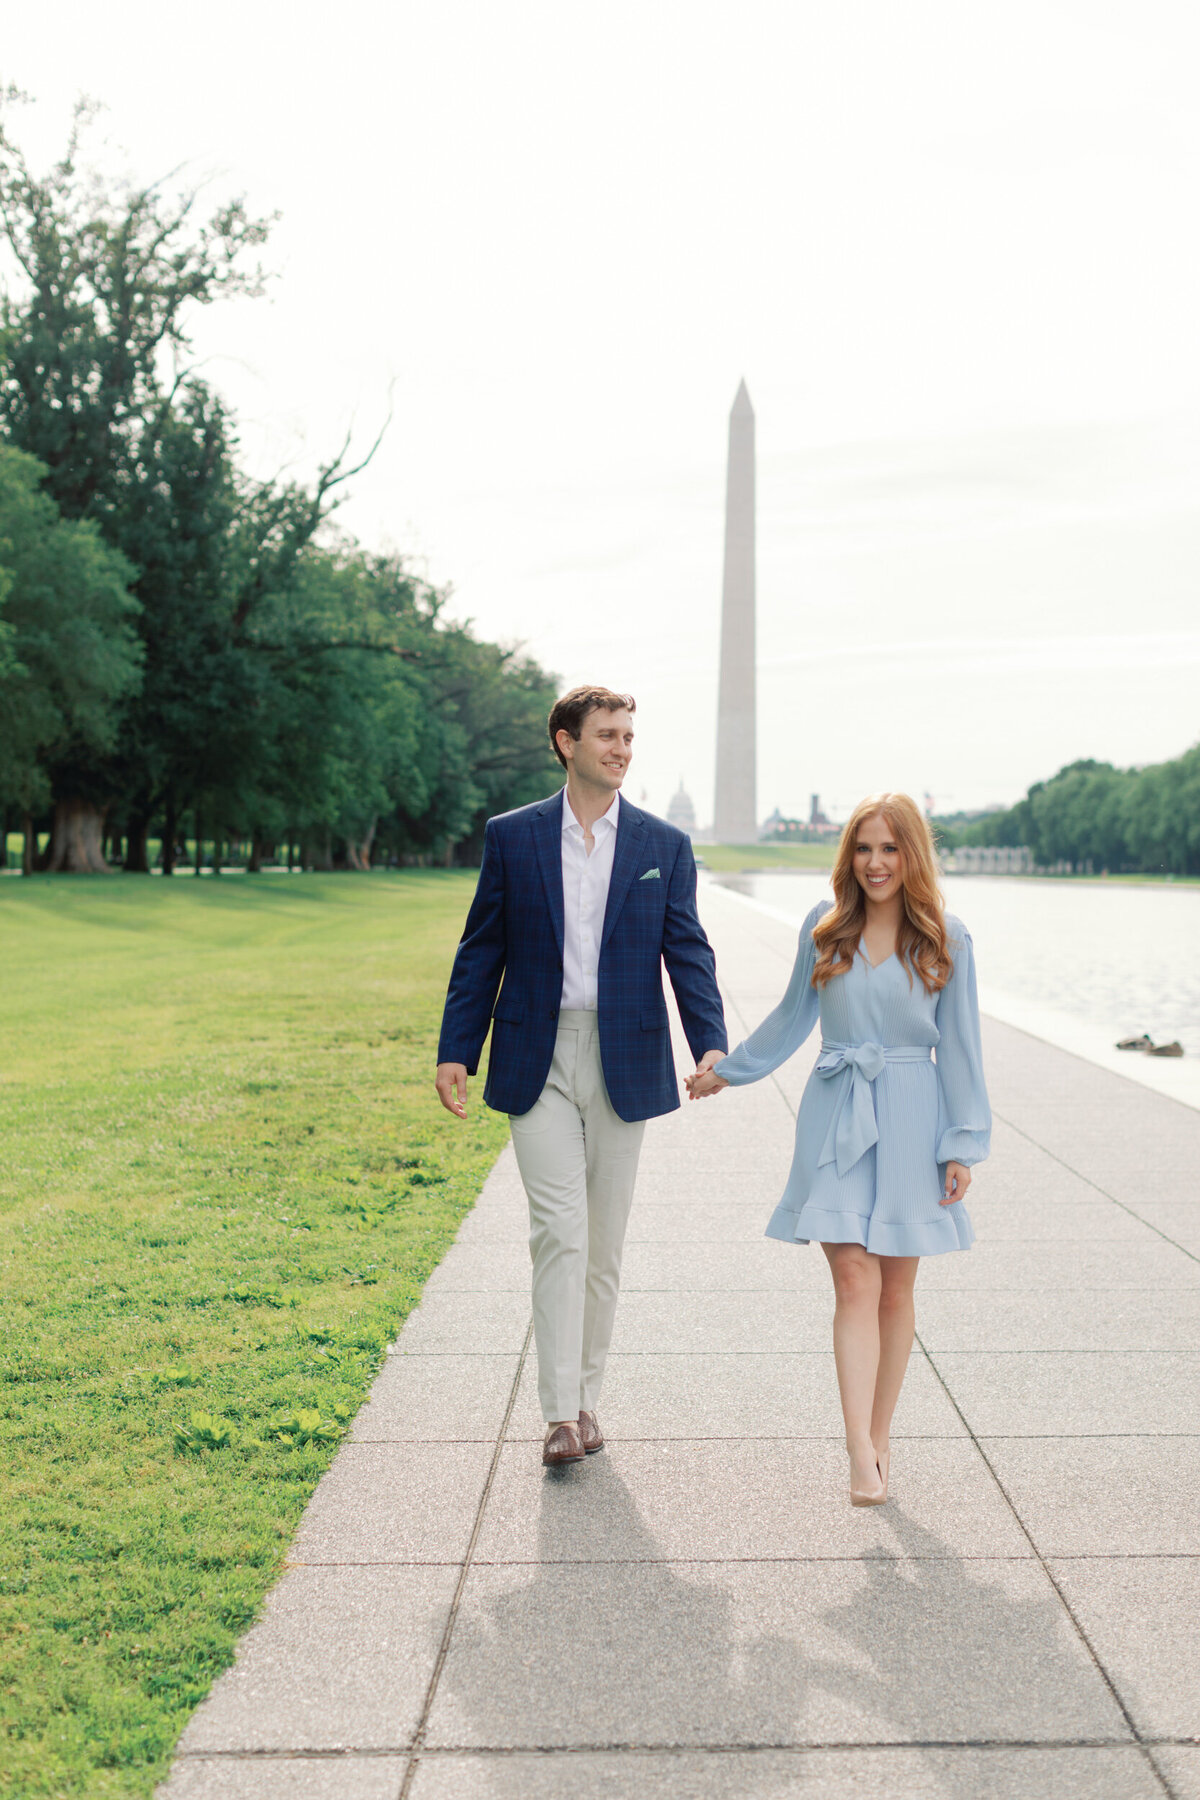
814, 1041, 933, 1177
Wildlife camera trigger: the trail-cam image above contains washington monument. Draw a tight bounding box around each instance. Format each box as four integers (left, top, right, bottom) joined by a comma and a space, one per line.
713, 379, 757, 843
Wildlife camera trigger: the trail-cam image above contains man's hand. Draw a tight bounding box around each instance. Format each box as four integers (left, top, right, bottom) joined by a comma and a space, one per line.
435, 1063, 469, 1119
685, 1048, 729, 1101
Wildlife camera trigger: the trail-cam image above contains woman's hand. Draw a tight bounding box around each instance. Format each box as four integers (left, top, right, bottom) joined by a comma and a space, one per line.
941, 1162, 972, 1205
686, 1049, 729, 1101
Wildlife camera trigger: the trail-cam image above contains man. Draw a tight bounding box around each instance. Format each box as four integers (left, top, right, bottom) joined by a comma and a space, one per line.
436, 686, 728, 1465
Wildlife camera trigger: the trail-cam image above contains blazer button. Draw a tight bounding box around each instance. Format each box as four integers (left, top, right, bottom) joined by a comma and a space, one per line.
550, 1008, 558, 1019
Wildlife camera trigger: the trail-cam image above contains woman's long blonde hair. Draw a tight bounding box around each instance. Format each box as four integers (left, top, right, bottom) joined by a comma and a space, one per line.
811, 792, 952, 993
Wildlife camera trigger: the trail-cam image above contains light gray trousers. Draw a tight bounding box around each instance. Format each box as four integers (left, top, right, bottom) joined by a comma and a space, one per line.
508, 1010, 646, 1422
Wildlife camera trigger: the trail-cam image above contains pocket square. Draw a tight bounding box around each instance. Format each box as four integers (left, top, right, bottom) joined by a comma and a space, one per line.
639, 867, 661, 881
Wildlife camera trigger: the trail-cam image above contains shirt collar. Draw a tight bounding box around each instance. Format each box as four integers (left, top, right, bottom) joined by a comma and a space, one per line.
562, 789, 621, 838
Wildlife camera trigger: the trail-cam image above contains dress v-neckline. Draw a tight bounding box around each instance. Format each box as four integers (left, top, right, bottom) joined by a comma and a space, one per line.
859, 946, 896, 972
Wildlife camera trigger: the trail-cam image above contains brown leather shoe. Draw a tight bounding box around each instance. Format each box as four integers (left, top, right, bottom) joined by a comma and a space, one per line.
542, 1422, 585, 1466
577, 1410, 604, 1454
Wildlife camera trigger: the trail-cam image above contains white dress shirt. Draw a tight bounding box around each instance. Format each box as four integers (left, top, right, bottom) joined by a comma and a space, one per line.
560, 789, 620, 1010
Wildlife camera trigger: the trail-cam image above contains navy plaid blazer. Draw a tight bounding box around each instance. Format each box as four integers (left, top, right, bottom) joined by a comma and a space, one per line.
437, 790, 727, 1121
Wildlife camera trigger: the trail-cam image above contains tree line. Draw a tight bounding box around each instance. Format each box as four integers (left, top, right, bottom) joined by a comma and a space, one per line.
943, 744, 1200, 875
0, 94, 559, 874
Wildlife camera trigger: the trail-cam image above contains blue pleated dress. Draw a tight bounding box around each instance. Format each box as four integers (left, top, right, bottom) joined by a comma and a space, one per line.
716, 902, 991, 1257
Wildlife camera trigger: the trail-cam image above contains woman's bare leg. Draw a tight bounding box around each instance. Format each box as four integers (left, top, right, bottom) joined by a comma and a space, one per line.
822, 1243, 884, 1496
872, 1256, 920, 1480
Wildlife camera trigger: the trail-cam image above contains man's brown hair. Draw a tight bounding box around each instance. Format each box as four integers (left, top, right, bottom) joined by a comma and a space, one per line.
547, 686, 636, 770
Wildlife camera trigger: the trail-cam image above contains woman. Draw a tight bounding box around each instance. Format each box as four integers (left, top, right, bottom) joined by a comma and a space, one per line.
688, 793, 990, 1506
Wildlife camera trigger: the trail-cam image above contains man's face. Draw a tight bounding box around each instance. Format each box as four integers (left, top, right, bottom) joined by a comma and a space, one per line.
559, 707, 635, 791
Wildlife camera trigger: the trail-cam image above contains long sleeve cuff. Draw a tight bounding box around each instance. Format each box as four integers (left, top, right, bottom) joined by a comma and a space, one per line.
714, 1043, 761, 1086
936, 1125, 990, 1166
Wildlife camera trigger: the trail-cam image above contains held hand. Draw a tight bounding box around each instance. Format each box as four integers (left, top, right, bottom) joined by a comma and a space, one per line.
435, 1062, 469, 1120
941, 1161, 972, 1205
686, 1048, 730, 1101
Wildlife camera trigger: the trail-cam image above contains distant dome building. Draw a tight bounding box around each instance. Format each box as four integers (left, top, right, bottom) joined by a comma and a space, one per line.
666, 779, 696, 835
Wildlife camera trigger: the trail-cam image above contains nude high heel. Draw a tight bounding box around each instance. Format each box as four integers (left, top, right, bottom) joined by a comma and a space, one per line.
849, 1447, 887, 1507
875, 1447, 890, 1501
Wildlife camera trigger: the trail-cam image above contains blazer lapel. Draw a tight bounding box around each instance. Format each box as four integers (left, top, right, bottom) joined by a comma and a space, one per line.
532, 792, 565, 956
601, 800, 647, 953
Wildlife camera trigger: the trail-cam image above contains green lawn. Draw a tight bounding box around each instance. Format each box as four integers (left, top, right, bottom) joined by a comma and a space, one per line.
0, 873, 506, 1798
696, 842, 834, 872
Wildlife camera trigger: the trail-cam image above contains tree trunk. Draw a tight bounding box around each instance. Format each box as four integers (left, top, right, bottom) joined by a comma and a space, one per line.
124, 813, 152, 873
306, 832, 333, 872
248, 832, 264, 874
194, 812, 204, 875
42, 797, 111, 873
161, 791, 179, 876
342, 818, 377, 872
22, 814, 35, 877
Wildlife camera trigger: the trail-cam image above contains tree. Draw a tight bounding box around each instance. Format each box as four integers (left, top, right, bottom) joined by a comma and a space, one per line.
0, 91, 562, 873
0, 91, 270, 867
0, 92, 270, 524
962, 747, 1200, 875
219, 542, 428, 870
0, 445, 139, 867
408, 628, 561, 864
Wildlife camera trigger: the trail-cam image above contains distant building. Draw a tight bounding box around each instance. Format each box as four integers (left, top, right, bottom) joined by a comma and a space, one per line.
760, 799, 840, 843
666, 779, 696, 836
760, 807, 805, 841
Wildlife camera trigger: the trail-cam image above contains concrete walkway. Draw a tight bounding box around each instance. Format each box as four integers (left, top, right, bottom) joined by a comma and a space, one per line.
161, 883, 1200, 1800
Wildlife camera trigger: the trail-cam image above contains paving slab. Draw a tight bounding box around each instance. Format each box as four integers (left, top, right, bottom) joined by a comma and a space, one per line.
506, 1350, 966, 1441
451, 1206, 529, 1245
1119, 1202, 1200, 1258
176, 1565, 457, 1753
393, 1289, 530, 1354
928, 1351, 1200, 1435
1151, 1747, 1200, 1800
421, 1244, 535, 1292
981, 1021, 1200, 1208
917, 1286, 1200, 1353
426, 1559, 1129, 1748
969, 1110, 1052, 1160
620, 1242, 829, 1291
961, 1197, 1158, 1240
349, 1354, 520, 1442
608, 1290, 835, 1354
625, 1202, 797, 1241
974, 1153, 1052, 1192
474, 1438, 1030, 1563
1049, 1556, 1200, 1739
632, 1171, 810, 1206
406, 1746, 1168, 1800
651, 1094, 793, 1139
161, 1756, 410, 1800
461, 1144, 526, 1200
917, 1238, 1199, 1291
635, 1148, 798, 1182
981, 1434, 1200, 1555
290, 1442, 493, 1563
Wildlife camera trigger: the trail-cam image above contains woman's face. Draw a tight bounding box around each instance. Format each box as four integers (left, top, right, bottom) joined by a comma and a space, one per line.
852, 812, 905, 906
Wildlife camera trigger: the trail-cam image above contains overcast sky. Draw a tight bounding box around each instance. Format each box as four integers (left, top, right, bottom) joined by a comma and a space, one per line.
5, 1, 1200, 822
